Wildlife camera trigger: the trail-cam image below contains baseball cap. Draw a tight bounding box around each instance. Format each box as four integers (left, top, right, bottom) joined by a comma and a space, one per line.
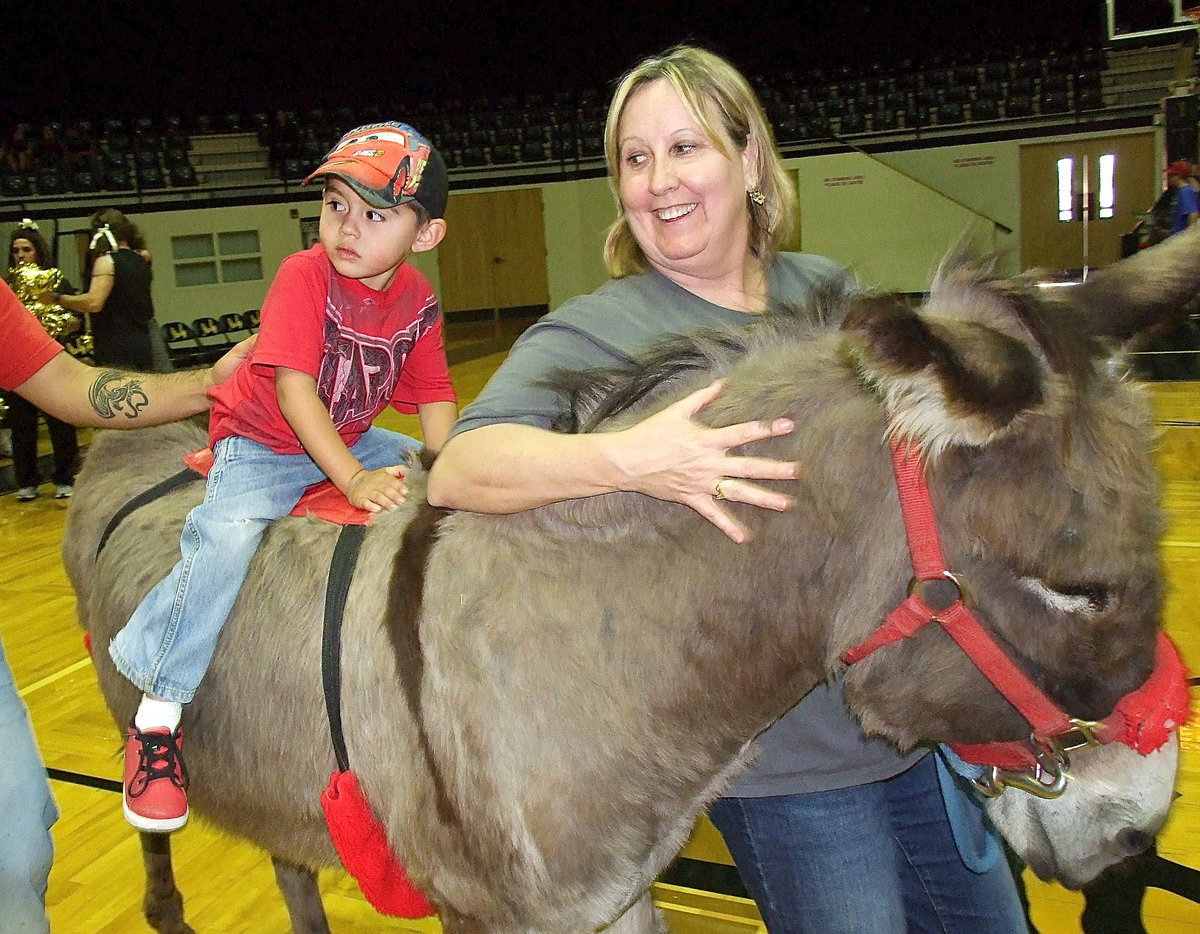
304, 122, 449, 219
1167, 159, 1193, 179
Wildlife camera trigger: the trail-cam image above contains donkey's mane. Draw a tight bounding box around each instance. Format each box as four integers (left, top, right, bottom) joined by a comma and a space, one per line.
544, 277, 859, 434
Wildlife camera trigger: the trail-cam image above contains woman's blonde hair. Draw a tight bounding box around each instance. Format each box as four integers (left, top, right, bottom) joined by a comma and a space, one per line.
602, 45, 795, 278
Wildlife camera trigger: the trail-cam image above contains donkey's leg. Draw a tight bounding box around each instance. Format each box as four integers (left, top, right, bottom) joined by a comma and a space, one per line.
270, 856, 332, 934
140, 832, 194, 934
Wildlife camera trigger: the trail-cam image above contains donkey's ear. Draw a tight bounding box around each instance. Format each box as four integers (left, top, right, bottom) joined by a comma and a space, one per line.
840, 295, 1046, 456
1073, 221, 1200, 343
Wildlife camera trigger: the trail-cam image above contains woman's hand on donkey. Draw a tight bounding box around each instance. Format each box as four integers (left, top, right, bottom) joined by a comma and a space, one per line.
346, 464, 409, 513
616, 380, 798, 544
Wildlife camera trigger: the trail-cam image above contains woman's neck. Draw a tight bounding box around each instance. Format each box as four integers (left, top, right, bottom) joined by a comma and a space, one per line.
653, 252, 768, 314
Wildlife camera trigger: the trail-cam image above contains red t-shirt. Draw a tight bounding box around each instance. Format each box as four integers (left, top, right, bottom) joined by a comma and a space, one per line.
209, 245, 456, 454
0, 279, 62, 391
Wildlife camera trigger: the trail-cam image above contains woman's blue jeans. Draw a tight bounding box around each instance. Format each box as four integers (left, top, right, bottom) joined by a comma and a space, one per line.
708, 753, 1028, 934
110, 427, 420, 704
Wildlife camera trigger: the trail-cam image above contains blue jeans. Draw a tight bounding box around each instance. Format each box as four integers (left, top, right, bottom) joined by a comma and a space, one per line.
708, 753, 1027, 934
110, 427, 421, 703
0, 636, 56, 934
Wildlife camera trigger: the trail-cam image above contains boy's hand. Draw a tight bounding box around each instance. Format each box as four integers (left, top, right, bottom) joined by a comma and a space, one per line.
346, 464, 408, 513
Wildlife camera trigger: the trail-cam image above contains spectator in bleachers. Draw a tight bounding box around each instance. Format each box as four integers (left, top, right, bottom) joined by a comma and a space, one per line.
266, 109, 299, 178
4, 126, 32, 175
33, 125, 65, 171
62, 124, 101, 182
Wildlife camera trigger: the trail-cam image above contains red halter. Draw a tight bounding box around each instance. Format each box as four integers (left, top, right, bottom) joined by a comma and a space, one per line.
842, 437, 1190, 774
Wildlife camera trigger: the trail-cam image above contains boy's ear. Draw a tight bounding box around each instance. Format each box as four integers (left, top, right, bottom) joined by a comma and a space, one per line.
412, 218, 447, 254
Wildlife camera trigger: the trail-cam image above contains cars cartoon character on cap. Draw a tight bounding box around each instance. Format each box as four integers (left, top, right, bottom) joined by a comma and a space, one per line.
305, 122, 447, 216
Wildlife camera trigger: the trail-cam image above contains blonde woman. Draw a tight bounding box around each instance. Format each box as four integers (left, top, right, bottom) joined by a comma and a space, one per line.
430, 47, 1027, 933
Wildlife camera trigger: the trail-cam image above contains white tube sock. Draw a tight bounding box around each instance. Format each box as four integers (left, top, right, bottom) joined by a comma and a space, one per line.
134, 695, 183, 732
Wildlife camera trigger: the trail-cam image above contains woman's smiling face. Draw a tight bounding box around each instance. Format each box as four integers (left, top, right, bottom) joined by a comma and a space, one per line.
616, 78, 755, 284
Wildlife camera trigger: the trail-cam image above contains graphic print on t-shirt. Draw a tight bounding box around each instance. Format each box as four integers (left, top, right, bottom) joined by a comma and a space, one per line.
316, 285, 438, 428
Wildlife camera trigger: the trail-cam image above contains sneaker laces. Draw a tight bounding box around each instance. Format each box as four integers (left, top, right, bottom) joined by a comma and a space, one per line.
128, 728, 189, 797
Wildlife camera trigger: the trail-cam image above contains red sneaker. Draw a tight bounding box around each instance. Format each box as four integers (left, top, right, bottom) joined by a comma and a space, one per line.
123, 721, 189, 833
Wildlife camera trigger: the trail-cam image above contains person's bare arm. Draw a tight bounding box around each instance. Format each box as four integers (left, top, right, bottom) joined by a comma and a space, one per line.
52, 253, 115, 314
12, 336, 253, 429
275, 366, 406, 512
427, 381, 798, 544
415, 400, 458, 454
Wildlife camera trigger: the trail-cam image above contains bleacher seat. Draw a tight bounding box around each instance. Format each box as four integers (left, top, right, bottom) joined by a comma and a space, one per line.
169, 165, 198, 187
455, 147, 486, 167
971, 99, 1000, 121
2, 173, 34, 198
491, 144, 518, 165
839, 112, 867, 134
1077, 86, 1104, 111
70, 169, 99, 193
137, 165, 164, 188
1040, 91, 1072, 114
161, 321, 207, 369
244, 309, 261, 329
219, 312, 254, 342
191, 316, 232, 363
872, 109, 900, 132
35, 167, 66, 196
1005, 95, 1035, 118
934, 102, 965, 125
520, 141, 547, 162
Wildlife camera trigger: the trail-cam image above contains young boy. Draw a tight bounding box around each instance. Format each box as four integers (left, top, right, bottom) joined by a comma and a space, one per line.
110, 122, 458, 832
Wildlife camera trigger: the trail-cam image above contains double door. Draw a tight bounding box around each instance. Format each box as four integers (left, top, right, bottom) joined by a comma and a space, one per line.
1019, 133, 1156, 271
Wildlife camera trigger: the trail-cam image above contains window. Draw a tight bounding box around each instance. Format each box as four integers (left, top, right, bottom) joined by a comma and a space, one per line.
1055, 154, 1117, 222
1057, 157, 1074, 222
1098, 153, 1116, 219
171, 230, 263, 287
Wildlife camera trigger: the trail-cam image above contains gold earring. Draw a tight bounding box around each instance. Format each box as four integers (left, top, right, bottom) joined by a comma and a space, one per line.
748, 188, 766, 205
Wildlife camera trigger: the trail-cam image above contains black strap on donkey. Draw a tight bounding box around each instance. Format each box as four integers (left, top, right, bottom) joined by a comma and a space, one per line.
97, 467, 365, 768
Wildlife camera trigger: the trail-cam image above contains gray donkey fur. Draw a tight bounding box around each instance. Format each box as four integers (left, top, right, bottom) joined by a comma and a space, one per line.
63, 226, 1200, 933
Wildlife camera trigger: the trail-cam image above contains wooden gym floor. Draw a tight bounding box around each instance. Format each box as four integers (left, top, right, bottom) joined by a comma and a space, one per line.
3, 332, 1200, 932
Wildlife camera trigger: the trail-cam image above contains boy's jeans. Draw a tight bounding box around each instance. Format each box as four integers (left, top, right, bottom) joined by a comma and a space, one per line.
110, 427, 420, 704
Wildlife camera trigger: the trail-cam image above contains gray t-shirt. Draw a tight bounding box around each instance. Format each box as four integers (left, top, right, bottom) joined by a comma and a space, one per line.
453, 254, 926, 795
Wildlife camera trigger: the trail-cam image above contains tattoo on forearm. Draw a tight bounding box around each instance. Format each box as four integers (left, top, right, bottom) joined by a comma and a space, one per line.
89, 370, 150, 419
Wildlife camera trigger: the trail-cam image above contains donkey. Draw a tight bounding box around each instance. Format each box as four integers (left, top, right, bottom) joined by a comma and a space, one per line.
63, 226, 1199, 933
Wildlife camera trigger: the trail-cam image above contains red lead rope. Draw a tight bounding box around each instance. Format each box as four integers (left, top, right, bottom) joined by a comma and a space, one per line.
841, 437, 1190, 769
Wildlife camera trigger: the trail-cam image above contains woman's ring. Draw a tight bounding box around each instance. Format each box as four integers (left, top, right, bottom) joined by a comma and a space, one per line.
714, 479, 729, 500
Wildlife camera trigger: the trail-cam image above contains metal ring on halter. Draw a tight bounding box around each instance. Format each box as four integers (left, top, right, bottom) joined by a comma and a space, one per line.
714, 479, 730, 501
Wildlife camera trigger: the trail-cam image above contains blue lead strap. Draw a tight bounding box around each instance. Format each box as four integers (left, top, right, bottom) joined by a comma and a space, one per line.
935, 745, 1003, 874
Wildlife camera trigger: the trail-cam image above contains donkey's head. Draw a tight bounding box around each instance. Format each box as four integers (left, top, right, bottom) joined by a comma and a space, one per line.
837, 228, 1200, 753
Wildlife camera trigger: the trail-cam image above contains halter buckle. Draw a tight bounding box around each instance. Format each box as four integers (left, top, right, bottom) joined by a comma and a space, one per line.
971, 743, 1071, 800
1040, 718, 1107, 756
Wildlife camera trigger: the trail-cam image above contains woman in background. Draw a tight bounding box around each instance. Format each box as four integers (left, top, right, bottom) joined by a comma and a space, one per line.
50, 208, 161, 370
5, 221, 79, 500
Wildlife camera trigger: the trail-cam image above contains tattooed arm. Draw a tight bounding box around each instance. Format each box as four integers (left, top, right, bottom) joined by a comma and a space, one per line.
12, 337, 254, 429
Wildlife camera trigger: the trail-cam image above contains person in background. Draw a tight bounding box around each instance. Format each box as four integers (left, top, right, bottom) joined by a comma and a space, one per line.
1167, 159, 1199, 233
0, 276, 251, 934
6, 221, 80, 500
428, 45, 1028, 934
48, 209, 159, 369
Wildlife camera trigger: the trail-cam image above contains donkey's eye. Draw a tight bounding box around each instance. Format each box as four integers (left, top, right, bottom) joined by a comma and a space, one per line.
1020, 578, 1116, 616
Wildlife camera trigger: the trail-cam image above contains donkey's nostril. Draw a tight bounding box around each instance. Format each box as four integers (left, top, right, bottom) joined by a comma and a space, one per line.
1115, 828, 1154, 856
